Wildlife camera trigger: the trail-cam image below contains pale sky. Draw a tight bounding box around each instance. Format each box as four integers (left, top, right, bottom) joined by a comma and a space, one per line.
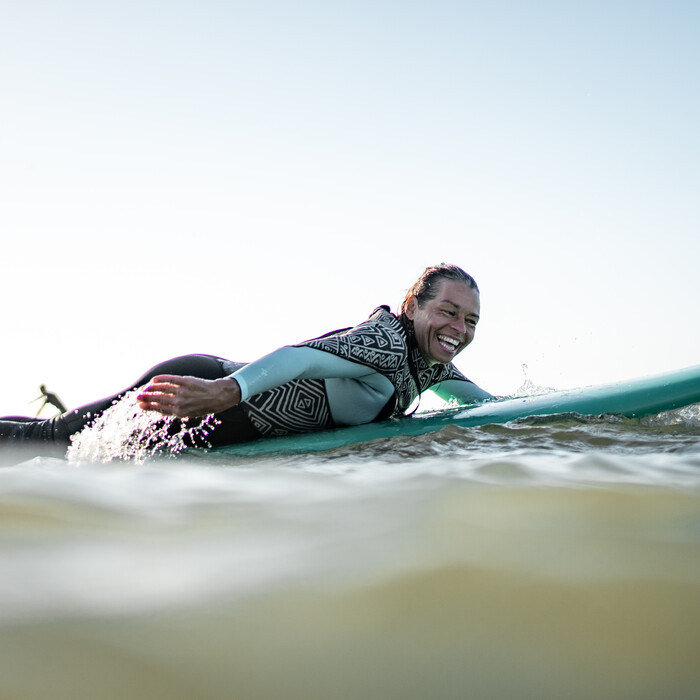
2, 0, 699, 418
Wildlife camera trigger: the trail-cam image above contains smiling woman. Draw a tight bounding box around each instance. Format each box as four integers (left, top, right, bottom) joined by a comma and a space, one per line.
404, 274, 481, 365
0, 265, 492, 457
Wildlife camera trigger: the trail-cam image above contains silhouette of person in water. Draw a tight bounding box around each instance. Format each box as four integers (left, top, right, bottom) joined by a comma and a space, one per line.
34, 385, 67, 416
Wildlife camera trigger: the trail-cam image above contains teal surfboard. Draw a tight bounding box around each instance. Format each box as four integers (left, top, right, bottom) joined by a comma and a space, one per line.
213, 364, 700, 457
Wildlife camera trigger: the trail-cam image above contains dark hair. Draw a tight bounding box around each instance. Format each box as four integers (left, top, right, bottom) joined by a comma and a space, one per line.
400, 264, 479, 315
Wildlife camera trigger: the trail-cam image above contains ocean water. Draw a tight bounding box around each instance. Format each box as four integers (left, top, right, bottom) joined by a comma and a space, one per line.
1, 403, 699, 700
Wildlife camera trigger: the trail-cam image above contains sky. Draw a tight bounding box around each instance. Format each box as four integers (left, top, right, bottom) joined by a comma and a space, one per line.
1, 0, 699, 418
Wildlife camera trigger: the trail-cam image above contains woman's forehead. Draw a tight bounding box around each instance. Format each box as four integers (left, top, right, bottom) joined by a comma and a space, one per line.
433, 279, 480, 305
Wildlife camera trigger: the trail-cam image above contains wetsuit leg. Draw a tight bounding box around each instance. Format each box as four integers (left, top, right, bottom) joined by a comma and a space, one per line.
0, 355, 260, 450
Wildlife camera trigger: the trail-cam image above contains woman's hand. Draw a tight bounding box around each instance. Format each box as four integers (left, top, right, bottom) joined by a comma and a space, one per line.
137, 375, 242, 418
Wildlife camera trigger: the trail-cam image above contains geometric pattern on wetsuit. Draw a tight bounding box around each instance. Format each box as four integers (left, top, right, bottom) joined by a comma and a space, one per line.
234, 306, 471, 439
240, 378, 332, 438
297, 306, 469, 415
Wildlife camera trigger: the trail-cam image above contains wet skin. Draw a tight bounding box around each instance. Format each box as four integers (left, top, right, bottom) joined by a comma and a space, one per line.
405, 279, 480, 365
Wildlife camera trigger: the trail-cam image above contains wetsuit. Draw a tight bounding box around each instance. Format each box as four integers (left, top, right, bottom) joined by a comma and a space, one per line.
0, 306, 490, 453
235, 306, 490, 436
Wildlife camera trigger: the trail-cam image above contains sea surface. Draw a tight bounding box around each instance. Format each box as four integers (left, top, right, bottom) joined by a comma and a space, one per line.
1, 402, 699, 700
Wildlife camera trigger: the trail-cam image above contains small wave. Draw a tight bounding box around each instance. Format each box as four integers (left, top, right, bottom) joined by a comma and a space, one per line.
297, 410, 700, 465
642, 402, 700, 427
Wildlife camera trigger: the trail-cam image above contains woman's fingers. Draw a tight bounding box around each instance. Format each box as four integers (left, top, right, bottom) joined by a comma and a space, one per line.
138, 376, 183, 415
143, 375, 189, 391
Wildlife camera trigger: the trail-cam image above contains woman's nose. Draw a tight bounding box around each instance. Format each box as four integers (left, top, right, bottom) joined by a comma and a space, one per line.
450, 317, 467, 334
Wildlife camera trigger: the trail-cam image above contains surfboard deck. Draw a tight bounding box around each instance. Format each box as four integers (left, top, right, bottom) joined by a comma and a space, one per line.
211, 364, 700, 457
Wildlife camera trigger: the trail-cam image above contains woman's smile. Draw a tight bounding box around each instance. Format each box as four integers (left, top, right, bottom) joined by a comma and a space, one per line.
405, 279, 480, 365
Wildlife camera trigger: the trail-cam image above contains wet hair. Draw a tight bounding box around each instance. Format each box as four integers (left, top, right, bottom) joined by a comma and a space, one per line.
400, 264, 479, 315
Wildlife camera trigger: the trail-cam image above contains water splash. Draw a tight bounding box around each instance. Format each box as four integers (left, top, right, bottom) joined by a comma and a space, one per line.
516, 363, 555, 396
642, 402, 700, 428
66, 390, 220, 464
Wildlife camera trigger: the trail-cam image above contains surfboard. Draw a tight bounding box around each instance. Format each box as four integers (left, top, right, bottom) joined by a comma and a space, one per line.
212, 364, 700, 457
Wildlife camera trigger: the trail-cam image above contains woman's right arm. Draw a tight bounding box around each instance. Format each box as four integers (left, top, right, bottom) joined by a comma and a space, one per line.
138, 346, 375, 418
231, 346, 376, 400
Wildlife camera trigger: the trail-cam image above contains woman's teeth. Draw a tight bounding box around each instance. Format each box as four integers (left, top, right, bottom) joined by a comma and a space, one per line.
437, 335, 459, 352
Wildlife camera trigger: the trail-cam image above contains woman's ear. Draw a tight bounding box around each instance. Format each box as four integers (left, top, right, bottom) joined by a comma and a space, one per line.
404, 296, 417, 320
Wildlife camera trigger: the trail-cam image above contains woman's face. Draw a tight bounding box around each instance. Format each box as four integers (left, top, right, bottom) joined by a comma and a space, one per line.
405, 279, 481, 365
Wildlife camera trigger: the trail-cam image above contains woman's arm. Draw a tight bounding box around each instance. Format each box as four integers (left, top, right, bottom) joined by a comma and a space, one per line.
138, 346, 379, 418
232, 346, 378, 401
429, 379, 494, 405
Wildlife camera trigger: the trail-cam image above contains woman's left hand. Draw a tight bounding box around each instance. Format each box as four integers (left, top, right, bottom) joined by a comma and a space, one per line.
137, 375, 242, 418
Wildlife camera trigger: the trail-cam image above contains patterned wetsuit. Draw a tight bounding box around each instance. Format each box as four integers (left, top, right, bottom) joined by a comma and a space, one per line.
1, 307, 488, 451
233, 306, 476, 438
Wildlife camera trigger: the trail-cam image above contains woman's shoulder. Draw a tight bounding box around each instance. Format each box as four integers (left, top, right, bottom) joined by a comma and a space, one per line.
365, 305, 403, 330
296, 305, 408, 371
356, 306, 407, 344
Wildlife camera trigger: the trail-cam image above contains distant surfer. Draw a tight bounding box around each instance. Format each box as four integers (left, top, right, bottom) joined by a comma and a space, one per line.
0, 264, 492, 455
33, 385, 67, 416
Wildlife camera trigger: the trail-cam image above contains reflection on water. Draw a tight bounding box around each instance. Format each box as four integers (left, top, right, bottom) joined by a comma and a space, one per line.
0, 408, 699, 699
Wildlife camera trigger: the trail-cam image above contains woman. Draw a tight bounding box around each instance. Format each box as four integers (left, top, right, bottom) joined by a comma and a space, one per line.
1, 264, 492, 454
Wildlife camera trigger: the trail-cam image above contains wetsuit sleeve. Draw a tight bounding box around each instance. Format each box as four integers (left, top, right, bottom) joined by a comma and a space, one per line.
230, 346, 381, 401
429, 379, 493, 405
